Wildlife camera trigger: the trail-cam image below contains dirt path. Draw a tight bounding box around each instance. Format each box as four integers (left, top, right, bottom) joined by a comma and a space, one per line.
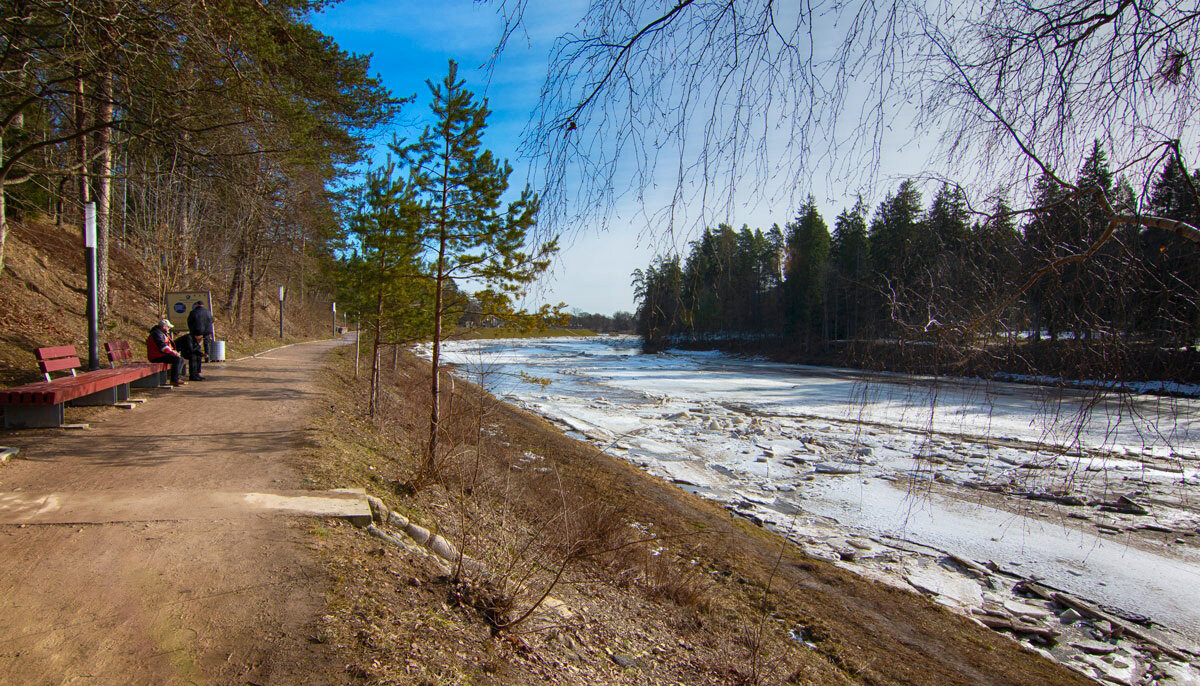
0, 339, 348, 685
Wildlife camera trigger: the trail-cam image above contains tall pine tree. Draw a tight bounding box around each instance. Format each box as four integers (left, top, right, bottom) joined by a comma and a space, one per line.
394, 61, 557, 479
869, 180, 929, 333
782, 197, 830, 347
828, 198, 871, 340
1143, 157, 1200, 345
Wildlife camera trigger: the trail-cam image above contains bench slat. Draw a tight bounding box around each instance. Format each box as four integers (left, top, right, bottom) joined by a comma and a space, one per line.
106, 340, 131, 352
0, 368, 152, 405
39, 356, 82, 374
35, 345, 79, 361
107, 349, 133, 364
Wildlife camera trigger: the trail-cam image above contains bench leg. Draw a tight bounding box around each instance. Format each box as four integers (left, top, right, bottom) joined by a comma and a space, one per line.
132, 373, 162, 389
70, 385, 126, 406
3, 404, 64, 429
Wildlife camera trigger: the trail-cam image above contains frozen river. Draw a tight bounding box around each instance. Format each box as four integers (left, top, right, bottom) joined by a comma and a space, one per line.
423, 335, 1200, 647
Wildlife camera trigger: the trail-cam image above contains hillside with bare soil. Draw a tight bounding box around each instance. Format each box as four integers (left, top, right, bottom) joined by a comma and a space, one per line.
0, 217, 331, 388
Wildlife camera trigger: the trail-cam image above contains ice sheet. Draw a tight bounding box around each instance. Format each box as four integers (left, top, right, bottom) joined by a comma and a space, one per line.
423, 336, 1200, 639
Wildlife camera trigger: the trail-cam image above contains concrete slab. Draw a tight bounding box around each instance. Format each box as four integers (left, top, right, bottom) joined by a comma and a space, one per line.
0, 488, 372, 526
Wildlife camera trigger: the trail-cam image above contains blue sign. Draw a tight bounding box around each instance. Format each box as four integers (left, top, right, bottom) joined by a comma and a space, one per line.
174, 302, 186, 314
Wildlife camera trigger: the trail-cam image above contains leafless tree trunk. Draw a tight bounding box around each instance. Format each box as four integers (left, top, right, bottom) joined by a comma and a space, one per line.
248, 258, 257, 338
95, 67, 114, 322
75, 70, 89, 217
370, 283, 384, 418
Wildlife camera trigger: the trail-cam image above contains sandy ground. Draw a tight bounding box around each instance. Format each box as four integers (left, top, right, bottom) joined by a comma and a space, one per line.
0, 339, 347, 685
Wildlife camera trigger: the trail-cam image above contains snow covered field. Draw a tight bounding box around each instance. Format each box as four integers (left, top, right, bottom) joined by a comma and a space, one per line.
420, 335, 1200, 679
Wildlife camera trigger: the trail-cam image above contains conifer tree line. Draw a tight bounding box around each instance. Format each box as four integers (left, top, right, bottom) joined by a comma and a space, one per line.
566, 310, 634, 333
634, 144, 1200, 356
0, 0, 396, 330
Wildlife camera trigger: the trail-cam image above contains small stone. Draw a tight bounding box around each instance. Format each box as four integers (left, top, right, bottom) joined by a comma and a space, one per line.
1059, 608, 1083, 624
814, 462, 861, 475
1070, 639, 1118, 655
610, 653, 638, 669
1004, 600, 1052, 619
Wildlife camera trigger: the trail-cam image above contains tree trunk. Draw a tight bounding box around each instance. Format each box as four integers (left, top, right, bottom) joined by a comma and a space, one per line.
299, 235, 306, 307
0, 136, 7, 274
55, 176, 68, 228
226, 244, 246, 315
75, 71, 89, 217
95, 68, 114, 323
248, 261, 257, 338
428, 265, 444, 476
426, 132, 452, 480
370, 286, 383, 418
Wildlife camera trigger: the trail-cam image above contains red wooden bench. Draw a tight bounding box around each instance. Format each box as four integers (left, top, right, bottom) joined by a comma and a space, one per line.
0, 345, 167, 429
105, 340, 171, 389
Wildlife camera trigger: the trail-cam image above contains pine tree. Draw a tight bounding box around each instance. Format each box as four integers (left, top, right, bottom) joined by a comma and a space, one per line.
924, 184, 972, 327
828, 198, 870, 340
782, 197, 830, 347
869, 180, 929, 332
394, 61, 557, 479
1143, 157, 1200, 345
343, 161, 427, 418
633, 255, 684, 350
969, 195, 1022, 338
1057, 140, 1122, 339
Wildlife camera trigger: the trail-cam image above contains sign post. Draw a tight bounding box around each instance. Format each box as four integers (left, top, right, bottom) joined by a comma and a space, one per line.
278, 285, 286, 340
331, 301, 337, 338
84, 203, 99, 370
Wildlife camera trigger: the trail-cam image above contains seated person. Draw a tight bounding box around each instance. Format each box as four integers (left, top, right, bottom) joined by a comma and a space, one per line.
147, 319, 185, 386
174, 331, 208, 381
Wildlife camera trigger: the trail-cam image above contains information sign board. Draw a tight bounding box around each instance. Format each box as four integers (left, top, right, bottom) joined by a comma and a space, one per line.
164, 291, 212, 330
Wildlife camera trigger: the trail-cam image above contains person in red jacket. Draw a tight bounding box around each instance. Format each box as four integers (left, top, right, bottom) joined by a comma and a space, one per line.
147, 319, 185, 386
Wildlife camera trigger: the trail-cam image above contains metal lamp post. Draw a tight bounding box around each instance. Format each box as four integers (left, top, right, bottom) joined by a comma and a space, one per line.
83, 203, 99, 370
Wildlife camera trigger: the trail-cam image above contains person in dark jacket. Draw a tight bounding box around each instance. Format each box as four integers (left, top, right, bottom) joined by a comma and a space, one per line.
174, 332, 208, 381
187, 301, 215, 357
147, 319, 185, 386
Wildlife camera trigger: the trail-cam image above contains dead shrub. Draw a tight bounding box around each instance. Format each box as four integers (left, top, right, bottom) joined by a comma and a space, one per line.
645, 553, 712, 611
554, 498, 631, 559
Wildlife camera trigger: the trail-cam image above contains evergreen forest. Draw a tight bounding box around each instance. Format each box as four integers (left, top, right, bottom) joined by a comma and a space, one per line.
634, 144, 1200, 379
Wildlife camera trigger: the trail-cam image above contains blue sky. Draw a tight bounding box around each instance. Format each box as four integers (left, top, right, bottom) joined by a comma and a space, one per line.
312, 0, 659, 315
310, 1, 935, 315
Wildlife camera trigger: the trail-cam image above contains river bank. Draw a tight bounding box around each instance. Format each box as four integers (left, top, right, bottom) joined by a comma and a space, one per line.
304, 341, 1089, 685
425, 335, 1200, 684
657, 335, 1200, 399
